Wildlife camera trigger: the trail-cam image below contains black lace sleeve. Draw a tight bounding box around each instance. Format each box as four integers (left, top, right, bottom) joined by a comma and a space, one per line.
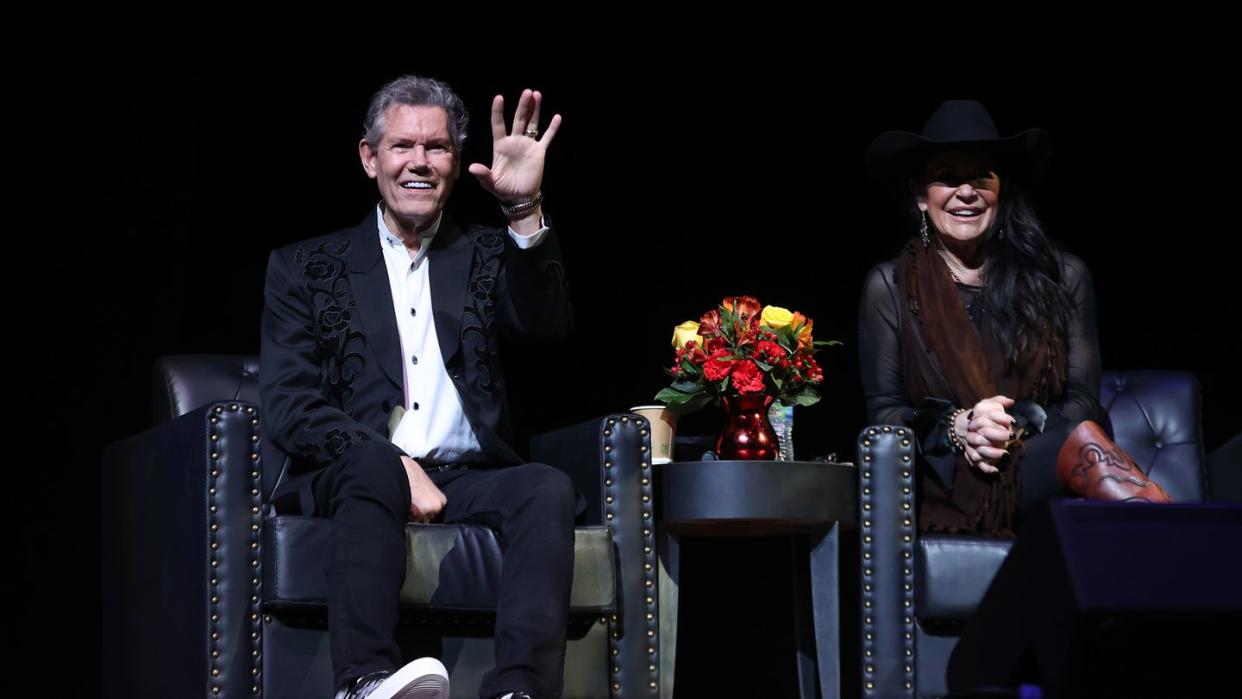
858, 262, 957, 457
1045, 253, 1104, 427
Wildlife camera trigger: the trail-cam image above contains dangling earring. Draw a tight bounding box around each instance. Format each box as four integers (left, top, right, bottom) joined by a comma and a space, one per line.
996, 227, 1006, 241
919, 211, 931, 248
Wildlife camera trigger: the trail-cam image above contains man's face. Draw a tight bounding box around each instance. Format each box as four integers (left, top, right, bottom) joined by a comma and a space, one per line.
359, 104, 460, 232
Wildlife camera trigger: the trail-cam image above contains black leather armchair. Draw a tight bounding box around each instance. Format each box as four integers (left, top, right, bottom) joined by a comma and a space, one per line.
856, 370, 1213, 698
102, 355, 664, 699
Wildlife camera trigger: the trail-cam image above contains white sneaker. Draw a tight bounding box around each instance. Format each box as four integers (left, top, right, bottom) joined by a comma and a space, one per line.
346, 657, 449, 699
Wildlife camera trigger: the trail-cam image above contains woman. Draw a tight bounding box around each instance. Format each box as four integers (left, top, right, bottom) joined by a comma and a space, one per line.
859, 100, 1168, 537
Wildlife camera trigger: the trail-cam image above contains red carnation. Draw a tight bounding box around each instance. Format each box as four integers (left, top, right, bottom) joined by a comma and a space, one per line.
731, 360, 766, 394
703, 350, 736, 382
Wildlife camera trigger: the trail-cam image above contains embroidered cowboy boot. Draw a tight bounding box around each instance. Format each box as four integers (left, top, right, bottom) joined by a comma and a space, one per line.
1056, 420, 1172, 503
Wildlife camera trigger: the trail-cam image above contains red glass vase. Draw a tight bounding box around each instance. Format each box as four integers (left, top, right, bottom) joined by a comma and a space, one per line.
716, 394, 777, 460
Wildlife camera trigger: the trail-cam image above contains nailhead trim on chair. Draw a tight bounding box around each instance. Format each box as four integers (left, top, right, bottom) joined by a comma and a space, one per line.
859, 426, 916, 698
207, 403, 264, 697
604, 415, 659, 698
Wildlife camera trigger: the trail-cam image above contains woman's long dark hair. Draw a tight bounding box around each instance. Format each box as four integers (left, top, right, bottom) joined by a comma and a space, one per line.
974, 184, 1072, 366
902, 175, 1072, 367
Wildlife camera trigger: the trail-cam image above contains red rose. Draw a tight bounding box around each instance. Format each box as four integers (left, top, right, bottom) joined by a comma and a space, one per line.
704, 336, 727, 354
703, 350, 736, 382
731, 360, 767, 394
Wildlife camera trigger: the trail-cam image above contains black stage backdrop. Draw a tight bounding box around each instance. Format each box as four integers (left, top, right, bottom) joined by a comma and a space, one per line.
20, 27, 1237, 696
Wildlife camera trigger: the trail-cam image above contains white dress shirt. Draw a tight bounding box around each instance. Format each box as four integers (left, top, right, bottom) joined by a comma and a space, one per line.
377, 205, 548, 462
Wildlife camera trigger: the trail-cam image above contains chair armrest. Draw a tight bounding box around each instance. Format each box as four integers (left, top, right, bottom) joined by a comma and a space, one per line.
102, 401, 265, 698
531, 413, 659, 699
857, 425, 918, 699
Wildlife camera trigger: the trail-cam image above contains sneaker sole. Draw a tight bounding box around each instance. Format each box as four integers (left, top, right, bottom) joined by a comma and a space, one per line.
368, 657, 449, 699
390, 673, 449, 699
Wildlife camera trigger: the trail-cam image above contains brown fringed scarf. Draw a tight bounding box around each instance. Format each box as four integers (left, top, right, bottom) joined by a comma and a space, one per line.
896, 238, 1067, 537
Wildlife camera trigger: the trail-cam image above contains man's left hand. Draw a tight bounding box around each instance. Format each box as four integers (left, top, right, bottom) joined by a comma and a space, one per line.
468, 88, 561, 210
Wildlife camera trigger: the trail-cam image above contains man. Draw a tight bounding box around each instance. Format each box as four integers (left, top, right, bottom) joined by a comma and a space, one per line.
260, 75, 574, 699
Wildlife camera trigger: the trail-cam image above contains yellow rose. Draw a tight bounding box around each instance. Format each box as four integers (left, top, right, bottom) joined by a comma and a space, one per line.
672, 320, 704, 350
761, 305, 794, 329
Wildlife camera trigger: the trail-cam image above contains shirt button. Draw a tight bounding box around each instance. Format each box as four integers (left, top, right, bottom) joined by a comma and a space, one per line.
410, 308, 417, 317
413, 402, 420, 411
411, 355, 419, 365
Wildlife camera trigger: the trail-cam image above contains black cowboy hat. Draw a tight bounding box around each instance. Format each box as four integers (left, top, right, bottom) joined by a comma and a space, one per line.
865, 99, 1051, 184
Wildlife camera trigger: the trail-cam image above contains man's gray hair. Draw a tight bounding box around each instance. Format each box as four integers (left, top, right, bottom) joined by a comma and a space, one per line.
362, 75, 470, 150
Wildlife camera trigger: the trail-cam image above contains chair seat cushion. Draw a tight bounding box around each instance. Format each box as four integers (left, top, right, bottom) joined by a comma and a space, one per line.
263, 516, 615, 614
916, 533, 1012, 620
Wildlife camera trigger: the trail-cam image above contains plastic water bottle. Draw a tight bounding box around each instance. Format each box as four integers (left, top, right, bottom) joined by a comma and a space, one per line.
769, 400, 796, 461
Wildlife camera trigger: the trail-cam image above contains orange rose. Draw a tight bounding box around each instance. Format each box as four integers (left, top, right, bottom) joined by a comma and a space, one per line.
792, 311, 814, 350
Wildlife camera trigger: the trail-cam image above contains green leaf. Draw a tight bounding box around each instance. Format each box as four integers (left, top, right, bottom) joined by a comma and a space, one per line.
754, 359, 773, 372
814, 340, 843, 348
720, 306, 737, 341
658, 388, 716, 416
789, 388, 821, 406
654, 387, 695, 404
671, 379, 701, 393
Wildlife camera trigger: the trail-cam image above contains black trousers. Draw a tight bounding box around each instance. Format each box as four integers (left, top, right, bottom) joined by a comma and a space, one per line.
1017, 414, 1118, 514
309, 441, 576, 698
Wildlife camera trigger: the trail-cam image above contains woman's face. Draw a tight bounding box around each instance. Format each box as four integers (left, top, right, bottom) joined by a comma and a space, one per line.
916, 150, 1001, 246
